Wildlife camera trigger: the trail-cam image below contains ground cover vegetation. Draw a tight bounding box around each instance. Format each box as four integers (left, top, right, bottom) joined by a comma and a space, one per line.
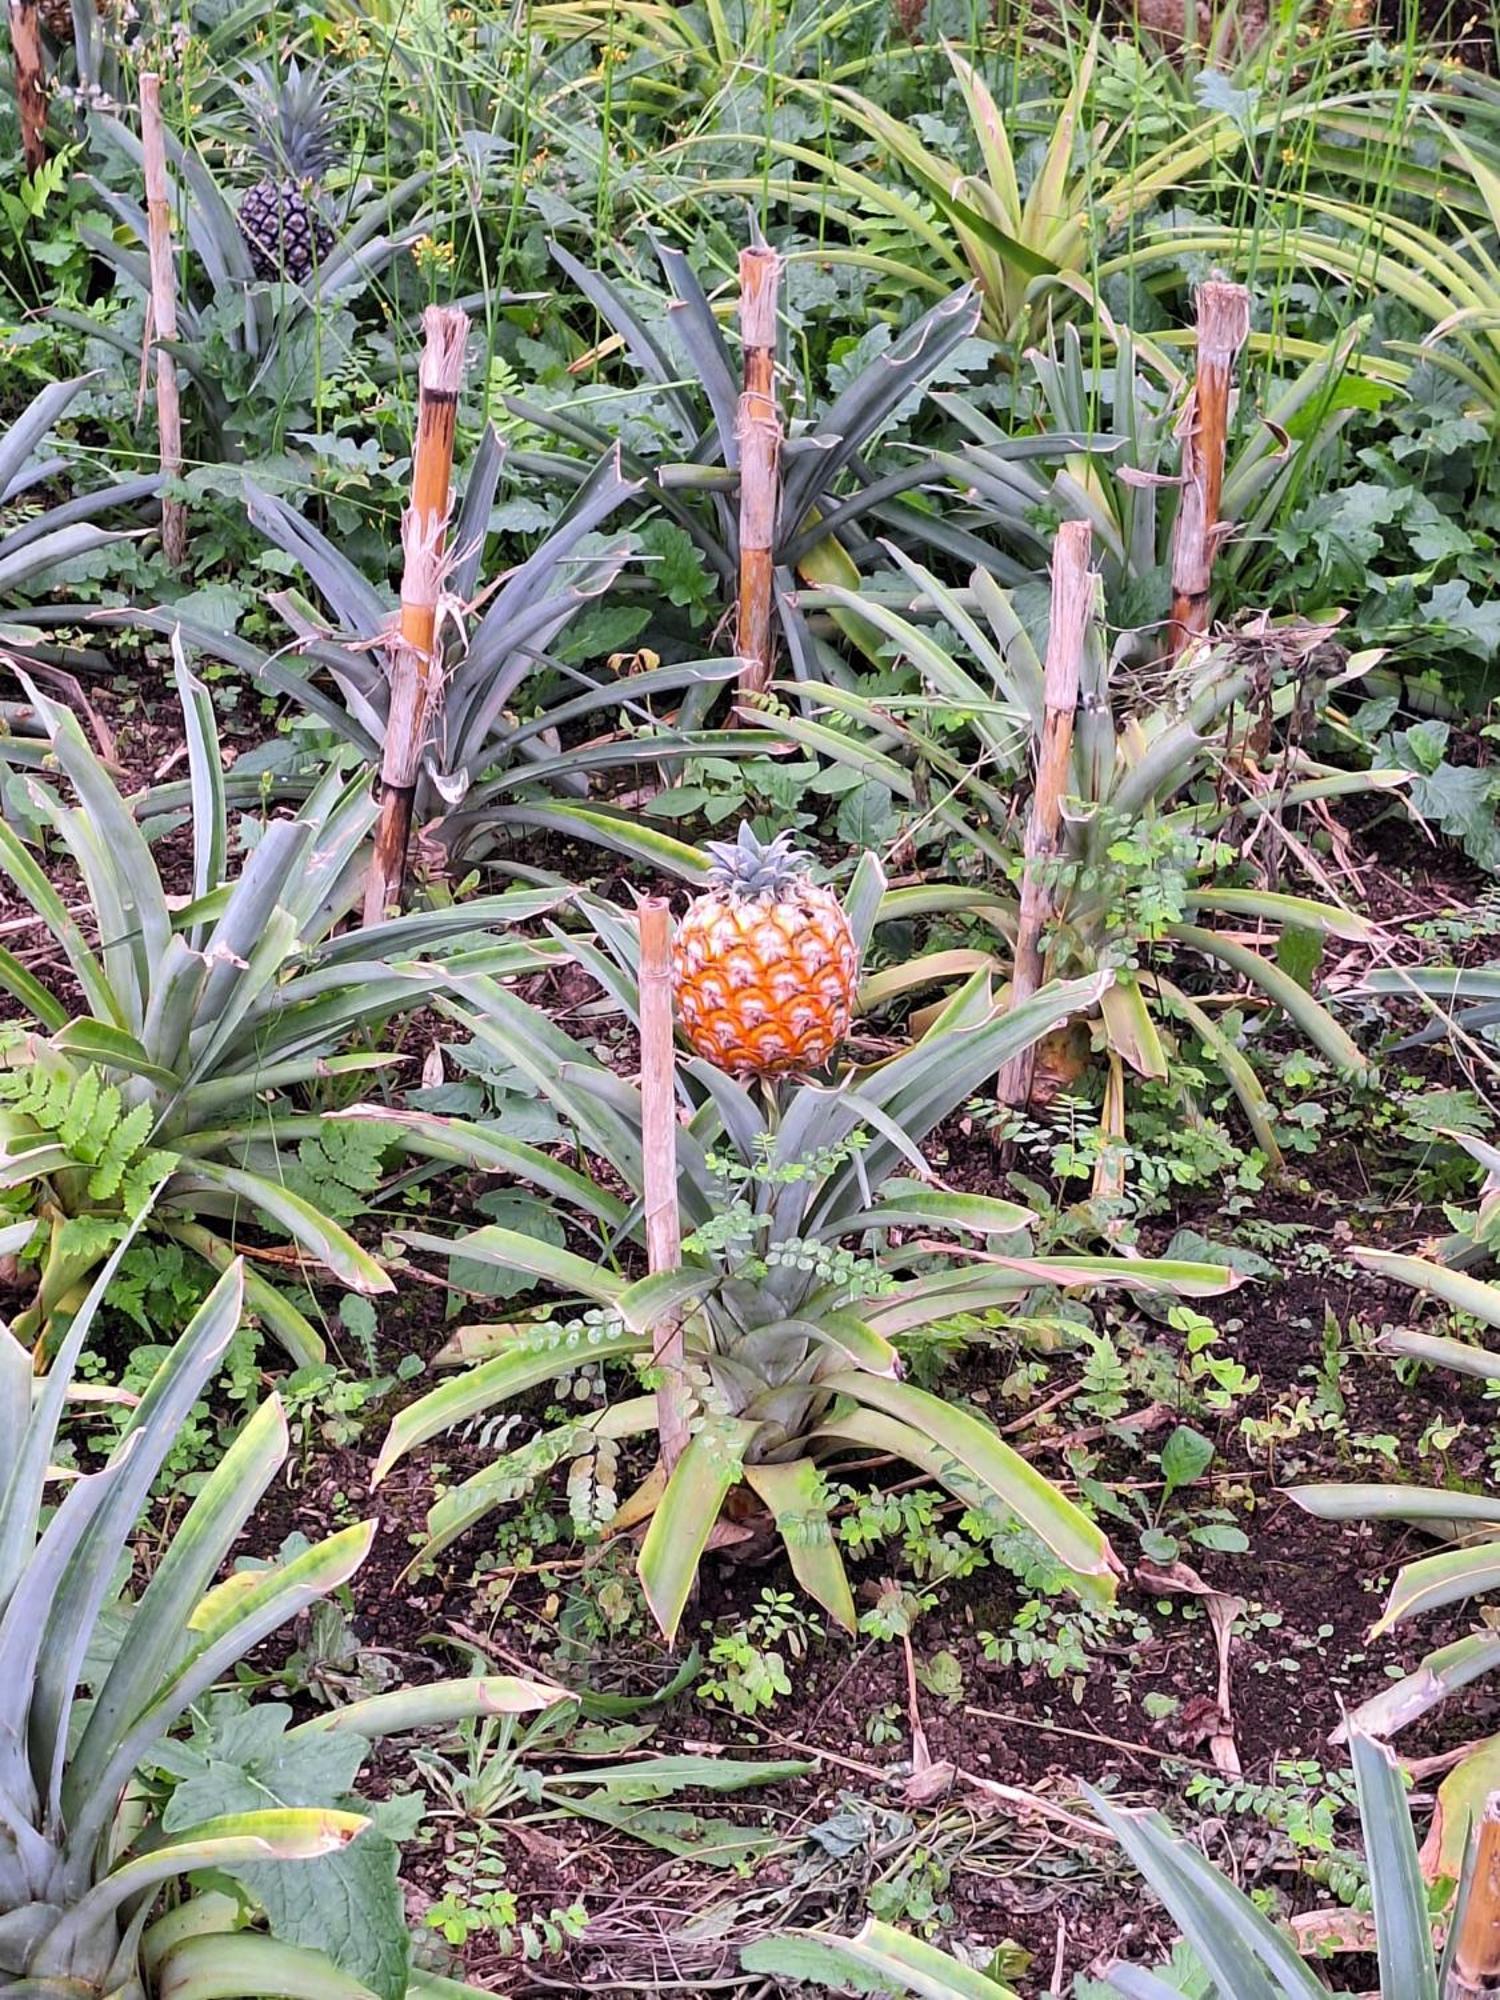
10, 0, 1500, 1993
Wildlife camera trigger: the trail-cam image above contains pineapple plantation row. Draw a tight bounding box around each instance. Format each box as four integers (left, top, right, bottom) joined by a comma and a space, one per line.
6, 0, 1500, 1994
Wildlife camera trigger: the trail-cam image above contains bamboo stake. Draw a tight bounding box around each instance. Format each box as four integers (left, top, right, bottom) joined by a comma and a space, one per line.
363, 305, 470, 927
734, 245, 782, 704
639, 898, 690, 1474
8, 0, 45, 178
1448, 1795, 1500, 2000
139, 75, 187, 571
1167, 279, 1251, 664
996, 519, 1094, 1110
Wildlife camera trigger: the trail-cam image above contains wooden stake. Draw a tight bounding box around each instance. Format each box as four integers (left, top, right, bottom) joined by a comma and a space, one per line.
734, 245, 782, 704
1168, 279, 1250, 664
996, 519, 1094, 1110
8, 0, 45, 178
1448, 1796, 1500, 2000
639, 898, 690, 1474
363, 305, 470, 927
139, 75, 186, 571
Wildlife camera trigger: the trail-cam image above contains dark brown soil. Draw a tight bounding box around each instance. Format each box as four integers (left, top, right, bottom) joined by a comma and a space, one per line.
20, 662, 1500, 1993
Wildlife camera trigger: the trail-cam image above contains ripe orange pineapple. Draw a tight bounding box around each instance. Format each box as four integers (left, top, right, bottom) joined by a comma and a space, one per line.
672, 826, 859, 1078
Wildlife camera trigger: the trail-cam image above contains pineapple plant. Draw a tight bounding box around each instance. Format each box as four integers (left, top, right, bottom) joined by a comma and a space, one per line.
234, 60, 337, 284
0, 1230, 560, 1999
368, 877, 1238, 1640
0, 658, 565, 1369
672, 826, 860, 1077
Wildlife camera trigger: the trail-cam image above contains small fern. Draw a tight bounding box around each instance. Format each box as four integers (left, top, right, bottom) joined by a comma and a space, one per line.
0, 1060, 178, 1214
282, 1120, 390, 1224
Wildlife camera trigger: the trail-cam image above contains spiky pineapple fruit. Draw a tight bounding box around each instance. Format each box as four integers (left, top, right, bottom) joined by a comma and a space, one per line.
673, 826, 859, 1078
235, 61, 337, 284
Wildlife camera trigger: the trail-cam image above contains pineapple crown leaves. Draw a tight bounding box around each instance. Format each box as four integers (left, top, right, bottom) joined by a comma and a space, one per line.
234, 59, 340, 182
703, 824, 813, 899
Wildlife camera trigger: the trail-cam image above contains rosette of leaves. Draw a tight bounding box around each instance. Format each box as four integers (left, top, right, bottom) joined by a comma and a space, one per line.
152, 430, 749, 877
506, 240, 1053, 686
936, 317, 1375, 651
73, 104, 434, 452
688, 26, 1249, 350
757, 546, 1388, 1165
367, 861, 1236, 1641
0, 377, 160, 666
0, 655, 559, 1365
0, 1227, 563, 2000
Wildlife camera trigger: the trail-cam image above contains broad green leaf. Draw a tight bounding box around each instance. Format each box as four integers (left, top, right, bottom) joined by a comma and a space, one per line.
291, 1676, 568, 1739
1355, 1248, 1500, 1331
1288, 1483, 1500, 1527
638, 1421, 757, 1641
172, 1159, 393, 1295
1426, 1733, 1500, 1881
372, 1319, 647, 1484
1349, 1729, 1440, 2000
1168, 923, 1370, 1078
841, 1181, 1036, 1239
1086, 1790, 1326, 1999
154, 1931, 382, 2000
1374, 1539, 1500, 1636
157, 1698, 365, 1833
232, 1828, 408, 2000
1383, 1327, 1500, 1381
743, 1916, 1018, 1997
404, 1225, 629, 1307
1183, 887, 1374, 942
819, 1376, 1118, 1596
744, 1458, 855, 1633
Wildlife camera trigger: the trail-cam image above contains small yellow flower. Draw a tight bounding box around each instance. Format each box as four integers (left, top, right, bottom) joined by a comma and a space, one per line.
412, 234, 456, 272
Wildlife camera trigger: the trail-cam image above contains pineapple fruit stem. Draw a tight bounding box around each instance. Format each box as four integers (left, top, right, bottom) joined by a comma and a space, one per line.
363, 305, 470, 927
639, 897, 690, 1473
734, 244, 782, 707
8, 0, 47, 178
997, 519, 1095, 1110
1168, 278, 1251, 664
140, 73, 187, 571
